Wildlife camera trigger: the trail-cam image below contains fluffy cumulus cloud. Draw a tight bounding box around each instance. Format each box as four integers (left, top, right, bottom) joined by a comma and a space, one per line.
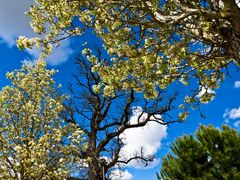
27, 40, 73, 66
109, 169, 133, 180
0, 0, 72, 65
223, 107, 240, 128
103, 106, 167, 179
234, 81, 240, 88
119, 106, 167, 169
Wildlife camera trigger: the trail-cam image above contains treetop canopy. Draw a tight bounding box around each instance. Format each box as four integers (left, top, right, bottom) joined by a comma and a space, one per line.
17, 0, 239, 102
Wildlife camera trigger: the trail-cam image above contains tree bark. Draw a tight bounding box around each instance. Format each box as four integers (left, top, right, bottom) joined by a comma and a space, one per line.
87, 132, 104, 180
88, 158, 103, 180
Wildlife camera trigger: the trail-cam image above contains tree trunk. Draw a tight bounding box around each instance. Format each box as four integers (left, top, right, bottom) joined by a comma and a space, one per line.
222, 0, 240, 63
88, 158, 103, 180
87, 132, 104, 180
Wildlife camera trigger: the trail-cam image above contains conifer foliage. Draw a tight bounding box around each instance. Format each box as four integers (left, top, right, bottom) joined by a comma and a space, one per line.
158, 125, 240, 179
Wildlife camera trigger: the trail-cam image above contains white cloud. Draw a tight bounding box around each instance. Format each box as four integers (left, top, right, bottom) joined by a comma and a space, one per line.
109, 169, 133, 180
0, 0, 73, 65
233, 121, 240, 128
234, 81, 240, 88
27, 39, 73, 65
223, 107, 240, 128
223, 107, 240, 120
119, 106, 167, 169
0, 0, 34, 46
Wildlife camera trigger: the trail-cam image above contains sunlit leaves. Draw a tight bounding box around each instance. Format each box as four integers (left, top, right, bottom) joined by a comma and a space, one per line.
0, 61, 84, 179
17, 0, 239, 103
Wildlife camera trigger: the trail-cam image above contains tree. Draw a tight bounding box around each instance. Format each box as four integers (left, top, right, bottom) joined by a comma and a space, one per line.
0, 60, 84, 179
17, 0, 239, 100
61, 53, 181, 180
158, 125, 240, 179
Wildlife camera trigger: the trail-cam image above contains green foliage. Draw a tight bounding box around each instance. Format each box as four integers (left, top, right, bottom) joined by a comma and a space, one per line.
15, 1, 240, 121
17, 0, 240, 100
158, 125, 240, 179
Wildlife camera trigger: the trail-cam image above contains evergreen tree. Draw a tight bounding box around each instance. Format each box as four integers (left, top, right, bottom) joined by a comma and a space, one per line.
158, 125, 240, 179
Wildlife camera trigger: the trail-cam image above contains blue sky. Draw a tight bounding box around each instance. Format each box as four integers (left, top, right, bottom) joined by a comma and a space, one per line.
0, 1, 240, 180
